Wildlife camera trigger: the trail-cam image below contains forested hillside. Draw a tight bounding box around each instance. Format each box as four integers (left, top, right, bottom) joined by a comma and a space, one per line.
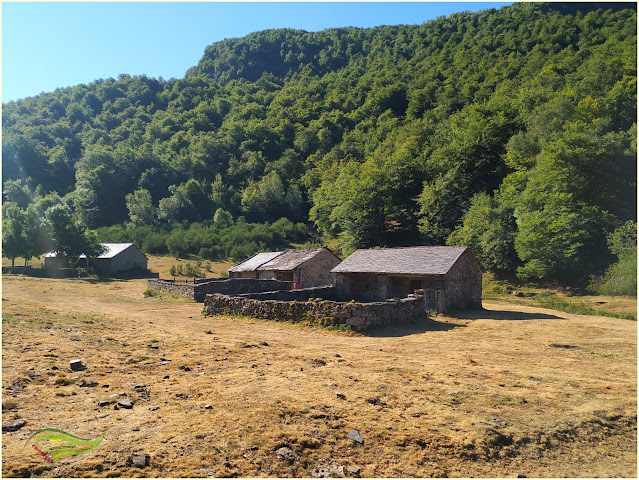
2, 2, 636, 290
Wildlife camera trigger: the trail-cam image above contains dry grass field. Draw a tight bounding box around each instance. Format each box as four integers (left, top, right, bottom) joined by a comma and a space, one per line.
1, 272, 636, 478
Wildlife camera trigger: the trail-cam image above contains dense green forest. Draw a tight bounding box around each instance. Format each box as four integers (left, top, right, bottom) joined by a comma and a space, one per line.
2, 2, 637, 292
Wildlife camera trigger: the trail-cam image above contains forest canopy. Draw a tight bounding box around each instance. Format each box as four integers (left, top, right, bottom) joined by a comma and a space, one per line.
2, 2, 636, 289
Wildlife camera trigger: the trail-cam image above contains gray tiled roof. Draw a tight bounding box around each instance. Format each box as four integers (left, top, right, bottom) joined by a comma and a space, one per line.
228, 251, 283, 272
331, 246, 468, 275
43, 243, 143, 259
257, 247, 331, 271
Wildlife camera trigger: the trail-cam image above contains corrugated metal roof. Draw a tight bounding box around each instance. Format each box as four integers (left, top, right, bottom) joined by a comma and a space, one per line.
257, 247, 331, 271
43, 243, 138, 259
331, 246, 468, 275
228, 251, 283, 272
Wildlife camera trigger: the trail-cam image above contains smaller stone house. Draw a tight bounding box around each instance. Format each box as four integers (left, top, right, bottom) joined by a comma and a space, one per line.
227, 252, 283, 279
44, 243, 148, 274
228, 247, 341, 289
331, 246, 482, 310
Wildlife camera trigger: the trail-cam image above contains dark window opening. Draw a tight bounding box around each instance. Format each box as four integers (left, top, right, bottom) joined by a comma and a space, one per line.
410, 279, 423, 291
277, 271, 294, 281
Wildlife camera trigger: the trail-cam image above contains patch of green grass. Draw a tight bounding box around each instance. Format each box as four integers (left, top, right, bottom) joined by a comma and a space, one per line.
143, 288, 194, 302
532, 293, 636, 321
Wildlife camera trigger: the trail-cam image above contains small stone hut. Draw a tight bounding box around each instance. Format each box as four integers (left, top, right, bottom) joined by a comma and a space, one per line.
331, 246, 482, 310
44, 243, 148, 274
228, 247, 341, 289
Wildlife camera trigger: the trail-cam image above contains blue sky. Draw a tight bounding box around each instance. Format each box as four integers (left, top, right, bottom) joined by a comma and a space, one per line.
2, 2, 511, 102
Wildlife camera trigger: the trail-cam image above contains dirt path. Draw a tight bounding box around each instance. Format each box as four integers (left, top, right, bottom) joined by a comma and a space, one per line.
2, 276, 636, 477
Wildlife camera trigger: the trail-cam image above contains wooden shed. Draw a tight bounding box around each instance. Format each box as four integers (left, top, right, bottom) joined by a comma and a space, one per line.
228, 247, 341, 288
331, 246, 482, 311
44, 243, 148, 274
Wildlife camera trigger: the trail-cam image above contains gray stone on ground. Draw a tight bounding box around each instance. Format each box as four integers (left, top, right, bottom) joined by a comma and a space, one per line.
335, 391, 346, 400
347, 429, 363, 444
98, 400, 112, 407
149, 406, 159, 411
2, 419, 26, 432
347, 466, 361, 476
131, 454, 150, 467
77, 380, 98, 387
69, 359, 85, 371
118, 398, 134, 409
311, 461, 345, 478
276, 446, 299, 462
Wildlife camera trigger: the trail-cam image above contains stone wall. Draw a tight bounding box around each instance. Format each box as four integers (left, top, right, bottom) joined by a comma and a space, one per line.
147, 278, 292, 302
203, 290, 426, 331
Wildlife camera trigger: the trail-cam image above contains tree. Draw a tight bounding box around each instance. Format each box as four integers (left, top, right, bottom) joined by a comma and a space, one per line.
590, 221, 637, 296
2, 203, 26, 272
2, 179, 33, 209
45, 204, 106, 271
126, 188, 157, 227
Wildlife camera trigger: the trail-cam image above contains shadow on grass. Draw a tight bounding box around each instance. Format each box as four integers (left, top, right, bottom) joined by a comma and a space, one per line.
365, 315, 467, 337
446, 308, 565, 321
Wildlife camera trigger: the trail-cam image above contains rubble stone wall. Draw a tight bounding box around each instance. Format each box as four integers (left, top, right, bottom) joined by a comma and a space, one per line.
147, 278, 292, 302
203, 290, 426, 331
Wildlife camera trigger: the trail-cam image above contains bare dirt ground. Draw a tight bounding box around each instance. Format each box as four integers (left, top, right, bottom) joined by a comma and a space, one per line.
2, 275, 636, 478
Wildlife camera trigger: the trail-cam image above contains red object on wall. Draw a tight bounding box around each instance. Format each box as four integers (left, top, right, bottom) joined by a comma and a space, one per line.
292, 281, 301, 290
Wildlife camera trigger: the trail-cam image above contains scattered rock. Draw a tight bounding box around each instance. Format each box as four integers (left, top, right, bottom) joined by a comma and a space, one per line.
76, 381, 98, 388
346, 466, 361, 476
98, 400, 112, 407
334, 354, 341, 358
204, 404, 213, 410
148, 344, 159, 349
102, 384, 109, 388
549, 343, 579, 349
276, 446, 299, 463
312, 359, 327, 367
347, 429, 363, 444
511, 290, 525, 297
2, 298, 8, 301
335, 391, 346, 400
259, 341, 269, 346
50, 366, 59, 370
365, 397, 381, 405
149, 406, 159, 411
178, 365, 191, 372
514, 475, 527, 478
205, 330, 213, 335
64, 328, 71, 332
118, 399, 134, 409
2, 419, 26, 432
130, 454, 150, 467
312, 461, 345, 478
163, 375, 170, 380
69, 359, 85, 371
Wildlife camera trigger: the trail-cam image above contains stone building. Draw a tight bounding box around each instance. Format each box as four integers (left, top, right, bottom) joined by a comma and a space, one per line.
331, 246, 482, 310
227, 252, 283, 279
44, 243, 148, 274
228, 247, 341, 289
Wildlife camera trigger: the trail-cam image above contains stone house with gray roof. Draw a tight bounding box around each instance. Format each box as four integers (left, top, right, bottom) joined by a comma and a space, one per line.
43, 243, 148, 274
228, 247, 341, 289
331, 246, 482, 310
